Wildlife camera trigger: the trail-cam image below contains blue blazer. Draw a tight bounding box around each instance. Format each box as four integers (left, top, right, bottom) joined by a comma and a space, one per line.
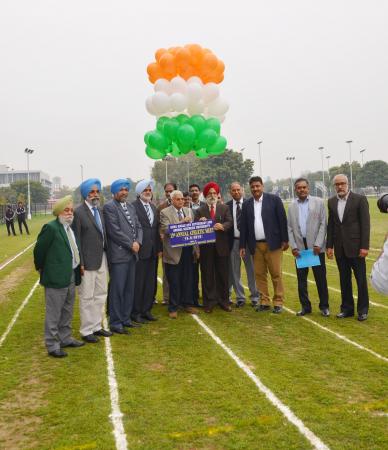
239, 193, 288, 254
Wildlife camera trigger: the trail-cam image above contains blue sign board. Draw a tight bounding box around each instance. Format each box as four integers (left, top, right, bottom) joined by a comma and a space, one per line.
296, 249, 321, 269
168, 220, 216, 248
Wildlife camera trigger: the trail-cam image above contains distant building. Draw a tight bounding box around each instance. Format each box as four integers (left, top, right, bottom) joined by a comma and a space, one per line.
52, 176, 62, 192
0, 164, 52, 191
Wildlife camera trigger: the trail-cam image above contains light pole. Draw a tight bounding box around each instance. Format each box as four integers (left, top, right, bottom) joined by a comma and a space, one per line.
286, 156, 295, 199
346, 140, 353, 191
326, 155, 331, 195
24, 148, 34, 220
257, 141, 263, 177
318, 146, 325, 198
80, 164, 84, 182
360, 148, 366, 167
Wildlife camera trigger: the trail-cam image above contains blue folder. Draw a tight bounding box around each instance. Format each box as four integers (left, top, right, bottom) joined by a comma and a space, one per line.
295, 249, 321, 269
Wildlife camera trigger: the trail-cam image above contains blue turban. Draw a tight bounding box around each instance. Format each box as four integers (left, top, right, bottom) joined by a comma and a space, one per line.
135, 179, 155, 195
80, 178, 101, 199
111, 178, 131, 194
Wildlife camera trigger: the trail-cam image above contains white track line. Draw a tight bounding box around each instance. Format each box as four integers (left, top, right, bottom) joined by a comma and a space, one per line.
282, 270, 388, 310
0, 278, 40, 347
192, 315, 330, 450
102, 318, 128, 450
0, 242, 36, 271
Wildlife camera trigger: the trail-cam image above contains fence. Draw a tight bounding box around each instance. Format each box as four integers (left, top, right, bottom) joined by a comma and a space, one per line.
0, 203, 53, 224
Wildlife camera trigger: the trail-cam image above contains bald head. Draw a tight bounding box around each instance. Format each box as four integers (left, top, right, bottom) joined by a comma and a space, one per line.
230, 182, 243, 201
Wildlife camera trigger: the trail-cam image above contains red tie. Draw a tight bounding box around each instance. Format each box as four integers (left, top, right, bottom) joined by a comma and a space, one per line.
210, 205, 215, 220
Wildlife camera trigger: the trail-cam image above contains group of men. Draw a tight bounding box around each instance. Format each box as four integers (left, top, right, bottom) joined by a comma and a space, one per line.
4, 202, 30, 236
34, 172, 372, 358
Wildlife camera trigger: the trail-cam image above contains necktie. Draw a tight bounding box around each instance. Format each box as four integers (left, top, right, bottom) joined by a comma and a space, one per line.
210, 205, 215, 220
92, 206, 103, 233
236, 201, 241, 231
121, 203, 136, 235
144, 203, 152, 225
66, 226, 80, 266
178, 209, 184, 221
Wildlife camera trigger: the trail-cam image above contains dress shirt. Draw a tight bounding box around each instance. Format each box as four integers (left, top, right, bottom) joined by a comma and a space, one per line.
84, 200, 105, 245
371, 238, 388, 295
191, 201, 201, 211
140, 199, 154, 225
63, 224, 80, 269
254, 196, 265, 241
297, 196, 309, 238
233, 198, 243, 238
337, 192, 350, 222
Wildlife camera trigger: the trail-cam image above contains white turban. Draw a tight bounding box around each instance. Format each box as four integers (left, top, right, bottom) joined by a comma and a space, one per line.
136, 179, 155, 195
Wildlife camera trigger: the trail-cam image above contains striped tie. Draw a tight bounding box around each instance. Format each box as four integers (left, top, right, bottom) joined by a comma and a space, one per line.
66, 226, 80, 266
144, 203, 152, 225
121, 203, 136, 235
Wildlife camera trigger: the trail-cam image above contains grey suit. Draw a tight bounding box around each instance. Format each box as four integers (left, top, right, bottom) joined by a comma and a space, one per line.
287, 196, 329, 312
103, 199, 143, 329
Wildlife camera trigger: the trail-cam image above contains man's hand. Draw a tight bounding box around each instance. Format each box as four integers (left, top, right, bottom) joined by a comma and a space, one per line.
292, 248, 300, 258
132, 242, 140, 253
359, 248, 369, 258
183, 216, 192, 223
214, 223, 224, 231
281, 242, 289, 251
313, 246, 321, 256
326, 248, 334, 259
240, 248, 246, 258
80, 265, 85, 276
199, 217, 207, 221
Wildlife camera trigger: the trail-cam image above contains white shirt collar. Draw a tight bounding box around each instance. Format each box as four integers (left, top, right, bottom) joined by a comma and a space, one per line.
254, 195, 263, 204
233, 198, 243, 205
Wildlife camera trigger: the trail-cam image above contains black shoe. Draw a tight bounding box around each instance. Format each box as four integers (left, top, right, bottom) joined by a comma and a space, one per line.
82, 334, 99, 343
48, 349, 67, 358
132, 315, 147, 324
255, 304, 271, 312
321, 309, 330, 317
358, 313, 368, 321
336, 312, 354, 319
61, 339, 85, 348
143, 312, 157, 321
236, 301, 245, 308
110, 327, 130, 335
272, 306, 283, 314
94, 329, 113, 337
123, 321, 141, 328
251, 301, 258, 307
296, 309, 311, 316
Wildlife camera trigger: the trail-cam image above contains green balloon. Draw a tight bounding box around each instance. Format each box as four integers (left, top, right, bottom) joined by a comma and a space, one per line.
164, 119, 180, 142
148, 130, 168, 151
177, 124, 196, 147
171, 142, 182, 157
207, 136, 227, 155
198, 129, 218, 148
176, 114, 189, 125
156, 116, 169, 132
195, 148, 209, 159
145, 146, 166, 160
189, 115, 207, 136
144, 131, 153, 146
206, 118, 221, 135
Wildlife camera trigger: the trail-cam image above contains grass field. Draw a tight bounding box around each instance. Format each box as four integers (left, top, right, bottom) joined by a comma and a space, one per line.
0, 201, 387, 450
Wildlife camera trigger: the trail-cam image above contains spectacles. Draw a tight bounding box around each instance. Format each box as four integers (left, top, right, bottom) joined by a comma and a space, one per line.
334, 182, 347, 187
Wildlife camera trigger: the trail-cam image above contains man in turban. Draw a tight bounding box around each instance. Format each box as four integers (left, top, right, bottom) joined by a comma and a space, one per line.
195, 182, 233, 313
103, 179, 143, 334
131, 179, 161, 323
72, 178, 112, 343
34, 195, 85, 358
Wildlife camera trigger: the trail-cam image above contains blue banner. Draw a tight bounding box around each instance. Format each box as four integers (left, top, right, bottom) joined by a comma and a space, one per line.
168, 220, 216, 248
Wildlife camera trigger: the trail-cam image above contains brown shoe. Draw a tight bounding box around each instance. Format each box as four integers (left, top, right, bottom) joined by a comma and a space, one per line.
185, 306, 199, 314
169, 311, 178, 319
220, 304, 232, 312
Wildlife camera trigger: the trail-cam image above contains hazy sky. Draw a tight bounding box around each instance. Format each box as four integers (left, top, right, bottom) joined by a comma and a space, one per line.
1, 0, 387, 187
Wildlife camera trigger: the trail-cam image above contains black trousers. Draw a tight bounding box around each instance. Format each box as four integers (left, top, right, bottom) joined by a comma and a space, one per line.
165, 247, 194, 312
335, 254, 369, 315
296, 252, 329, 311
6, 221, 16, 236
200, 245, 229, 309
133, 257, 157, 317
18, 219, 29, 234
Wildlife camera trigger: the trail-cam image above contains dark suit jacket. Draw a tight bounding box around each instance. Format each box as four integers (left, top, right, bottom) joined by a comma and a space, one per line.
132, 198, 161, 260
72, 202, 107, 270
34, 218, 81, 288
239, 193, 288, 254
103, 199, 143, 264
195, 203, 233, 257
226, 199, 244, 250
327, 192, 370, 258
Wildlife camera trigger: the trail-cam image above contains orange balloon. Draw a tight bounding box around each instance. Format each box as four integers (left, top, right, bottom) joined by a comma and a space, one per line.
155, 48, 167, 62
203, 53, 218, 71
147, 62, 160, 77
179, 64, 195, 80
176, 47, 191, 64
159, 52, 174, 70
216, 59, 225, 73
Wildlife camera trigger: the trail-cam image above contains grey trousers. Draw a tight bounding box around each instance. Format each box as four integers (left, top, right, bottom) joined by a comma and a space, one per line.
44, 279, 76, 352
229, 239, 259, 304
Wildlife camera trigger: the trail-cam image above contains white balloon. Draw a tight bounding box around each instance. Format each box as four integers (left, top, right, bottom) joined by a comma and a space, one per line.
170, 76, 187, 95
188, 100, 204, 115
170, 93, 187, 112
203, 83, 220, 104
145, 96, 157, 115
187, 83, 203, 102
152, 92, 170, 114
187, 76, 203, 86
154, 78, 171, 94
207, 97, 229, 116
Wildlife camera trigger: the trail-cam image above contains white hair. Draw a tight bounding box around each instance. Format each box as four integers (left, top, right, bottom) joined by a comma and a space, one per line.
333, 173, 349, 183
170, 190, 183, 199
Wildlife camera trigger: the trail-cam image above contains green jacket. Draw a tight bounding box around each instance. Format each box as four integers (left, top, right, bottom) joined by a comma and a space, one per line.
34, 218, 81, 288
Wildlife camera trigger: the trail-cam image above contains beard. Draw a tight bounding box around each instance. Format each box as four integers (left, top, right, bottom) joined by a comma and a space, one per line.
140, 193, 152, 203
206, 197, 217, 206
58, 215, 74, 226
87, 197, 100, 207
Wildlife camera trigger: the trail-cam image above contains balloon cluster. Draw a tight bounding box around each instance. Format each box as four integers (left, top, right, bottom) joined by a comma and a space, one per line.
144, 44, 228, 160
145, 115, 227, 160
147, 44, 224, 83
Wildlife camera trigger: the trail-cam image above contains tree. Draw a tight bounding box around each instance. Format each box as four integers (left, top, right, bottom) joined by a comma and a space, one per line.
357, 160, 388, 192
329, 161, 362, 186
10, 180, 50, 204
